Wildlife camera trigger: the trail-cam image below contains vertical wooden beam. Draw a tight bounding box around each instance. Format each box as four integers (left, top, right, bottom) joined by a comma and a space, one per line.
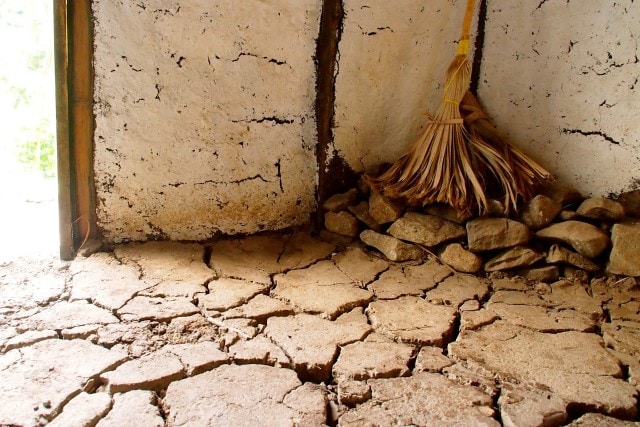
54, 0, 96, 260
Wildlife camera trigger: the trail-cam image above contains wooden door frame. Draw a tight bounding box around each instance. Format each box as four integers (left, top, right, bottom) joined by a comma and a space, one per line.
54, 0, 97, 260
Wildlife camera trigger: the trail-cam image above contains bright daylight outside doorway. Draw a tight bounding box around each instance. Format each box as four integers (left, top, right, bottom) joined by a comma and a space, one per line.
0, 0, 58, 261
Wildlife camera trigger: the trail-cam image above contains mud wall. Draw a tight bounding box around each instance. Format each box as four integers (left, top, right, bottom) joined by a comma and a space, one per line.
93, 0, 639, 242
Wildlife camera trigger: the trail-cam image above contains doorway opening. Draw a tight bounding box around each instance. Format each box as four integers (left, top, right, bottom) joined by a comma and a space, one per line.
0, 0, 58, 261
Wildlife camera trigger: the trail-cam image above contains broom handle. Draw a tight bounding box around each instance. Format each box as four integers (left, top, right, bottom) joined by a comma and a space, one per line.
457, 0, 476, 55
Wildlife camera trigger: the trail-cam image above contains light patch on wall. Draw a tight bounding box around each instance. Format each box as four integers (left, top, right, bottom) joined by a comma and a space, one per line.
93, 0, 322, 242
479, 0, 640, 196
333, 0, 479, 173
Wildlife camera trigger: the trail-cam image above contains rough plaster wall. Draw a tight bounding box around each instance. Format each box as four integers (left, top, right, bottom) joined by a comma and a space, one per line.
478, 0, 640, 196
93, 0, 322, 242
332, 0, 479, 173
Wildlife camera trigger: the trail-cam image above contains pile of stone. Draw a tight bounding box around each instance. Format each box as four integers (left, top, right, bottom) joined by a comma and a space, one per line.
321, 178, 640, 280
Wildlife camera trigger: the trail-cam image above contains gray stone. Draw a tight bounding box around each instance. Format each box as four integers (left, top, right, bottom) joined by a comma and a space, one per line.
439, 243, 483, 273
0, 339, 127, 426
117, 296, 198, 322
323, 188, 358, 212
96, 390, 163, 427
424, 203, 473, 224
367, 297, 457, 346
547, 244, 600, 272
368, 191, 403, 224
338, 380, 371, 406
162, 341, 229, 376
414, 346, 454, 372
324, 211, 360, 237
466, 218, 531, 252
70, 252, 151, 310
101, 351, 185, 393
449, 322, 638, 418
223, 294, 294, 322
200, 278, 270, 311
229, 335, 291, 367
485, 246, 544, 272
360, 230, 423, 261
426, 275, 489, 308
48, 392, 112, 427
265, 313, 370, 382
607, 222, 640, 276
568, 413, 640, 426
2, 329, 57, 352
339, 373, 499, 426
516, 265, 560, 282
498, 387, 568, 427
369, 260, 452, 299
577, 197, 626, 221
619, 189, 640, 217
332, 341, 414, 381
22, 300, 119, 332
520, 194, 562, 229
332, 246, 389, 286
537, 180, 583, 205
388, 212, 466, 247
536, 221, 610, 258
348, 201, 381, 232
208, 232, 336, 283
164, 364, 327, 426
273, 260, 373, 319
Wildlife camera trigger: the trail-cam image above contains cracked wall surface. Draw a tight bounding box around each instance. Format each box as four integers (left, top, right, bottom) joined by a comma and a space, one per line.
332, 0, 479, 173
93, 0, 322, 242
478, 0, 640, 196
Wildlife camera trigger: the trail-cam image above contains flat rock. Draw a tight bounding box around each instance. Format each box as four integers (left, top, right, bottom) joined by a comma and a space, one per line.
484, 246, 544, 272
229, 335, 291, 367
96, 390, 163, 427
101, 351, 185, 393
223, 294, 294, 322
414, 346, 454, 372
449, 322, 638, 418
115, 242, 215, 288
426, 275, 489, 308
22, 300, 119, 331
542, 280, 603, 319
388, 212, 466, 247
460, 309, 500, 331
368, 191, 403, 224
577, 197, 626, 221
332, 341, 414, 381
2, 329, 58, 352
487, 302, 596, 332
323, 188, 358, 212
70, 252, 151, 310
547, 244, 600, 272
164, 364, 326, 426
360, 230, 423, 261
568, 413, 640, 426
162, 341, 228, 376
498, 386, 568, 427
607, 223, 640, 276
339, 372, 499, 426
0, 272, 66, 310
439, 243, 483, 273
520, 194, 562, 229
332, 246, 389, 286
536, 221, 610, 258
348, 201, 381, 232
369, 260, 452, 299
516, 265, 560, 282
367, 297, 457, 346
0, 339, 127, 426
200, 278, 269, 311
338, 380, 371, 406
424, 203, 473, 224
48, 392, 112, 427
117, 296, 198, 322
489, 289, 551, 306
164, 314, 222, 345
208, 232, 335, 283
602, 322, 640, 358
273, 260, 373, 319
466, 218, 531, 252
265, 313, 371, 382
325, 210, 360, 237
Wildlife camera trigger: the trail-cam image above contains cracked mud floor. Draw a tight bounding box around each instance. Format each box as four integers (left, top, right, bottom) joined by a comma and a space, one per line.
1, 231, 639, 426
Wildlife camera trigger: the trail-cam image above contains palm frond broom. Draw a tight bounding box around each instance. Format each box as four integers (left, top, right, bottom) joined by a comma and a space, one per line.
369, 0, 550, 214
